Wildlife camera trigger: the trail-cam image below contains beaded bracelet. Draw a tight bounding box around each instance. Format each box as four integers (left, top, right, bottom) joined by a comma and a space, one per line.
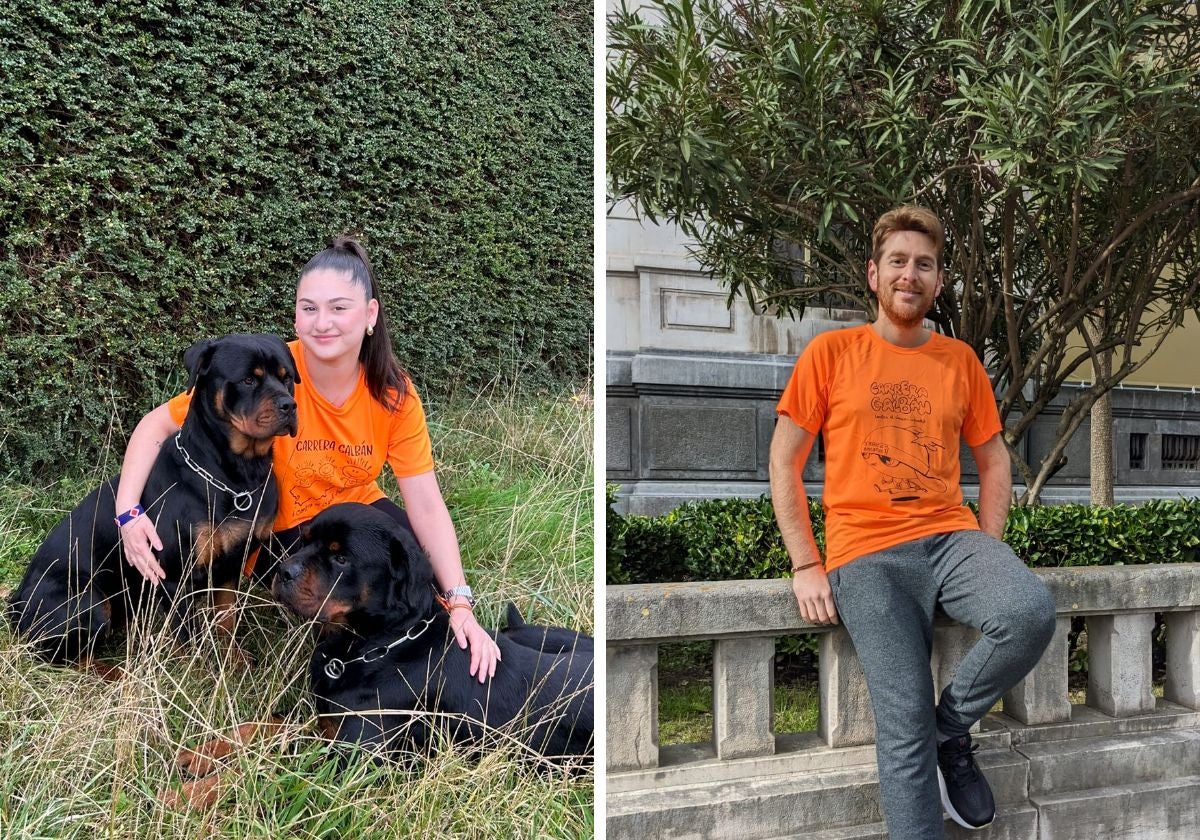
435, 593, 476, 613
114, 505, 144, 529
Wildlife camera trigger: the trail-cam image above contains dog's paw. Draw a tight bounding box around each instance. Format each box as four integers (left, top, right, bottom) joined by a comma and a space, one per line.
159, 774, 224, 810
175, 739, 230, 778
79, 657, 124, 682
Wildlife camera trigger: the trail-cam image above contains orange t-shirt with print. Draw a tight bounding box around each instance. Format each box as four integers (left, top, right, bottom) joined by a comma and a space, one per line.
776, 325, 1003, 573
168, 339, 435, 533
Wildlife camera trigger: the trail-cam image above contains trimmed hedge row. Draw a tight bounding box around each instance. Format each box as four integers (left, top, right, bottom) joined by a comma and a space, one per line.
0, 0, 592, 475
606, 493, 1200, 584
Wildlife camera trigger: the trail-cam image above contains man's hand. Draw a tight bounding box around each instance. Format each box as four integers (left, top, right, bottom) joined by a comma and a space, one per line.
770, 419, 837, 624
792, 564, 838, 625
971, 432, 1013, 540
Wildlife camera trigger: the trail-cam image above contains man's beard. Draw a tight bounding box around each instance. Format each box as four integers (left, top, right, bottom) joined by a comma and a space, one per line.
877, 289, 931, 328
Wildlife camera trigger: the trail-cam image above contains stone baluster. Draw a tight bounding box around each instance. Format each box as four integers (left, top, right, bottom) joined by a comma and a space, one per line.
1004, 616, 1072, 724
1087, 613, 1155, 717
932, 623, 983, 734
713, 637, 776, 758
818, 627, 875, 747
608, 644, 660, 771
1164, 610, 1200, 710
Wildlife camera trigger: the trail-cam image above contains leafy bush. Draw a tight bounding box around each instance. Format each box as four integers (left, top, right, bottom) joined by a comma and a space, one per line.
1004, 499, 1200, 567
0, 0, 592, 475
610, 496, 1200, 583
672, 496, 823, 581
606, 485, 686, 585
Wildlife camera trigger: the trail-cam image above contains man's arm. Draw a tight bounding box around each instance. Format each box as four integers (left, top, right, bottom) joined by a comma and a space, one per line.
769, 417, 838, 625
971, 432, 1012, 540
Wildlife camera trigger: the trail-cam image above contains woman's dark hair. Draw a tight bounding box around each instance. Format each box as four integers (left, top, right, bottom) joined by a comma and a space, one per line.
300, 235, 408, 411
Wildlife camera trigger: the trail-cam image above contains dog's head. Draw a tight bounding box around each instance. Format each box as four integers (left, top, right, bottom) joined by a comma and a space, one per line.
183, 334, 300, 450
272, 502, 435, 631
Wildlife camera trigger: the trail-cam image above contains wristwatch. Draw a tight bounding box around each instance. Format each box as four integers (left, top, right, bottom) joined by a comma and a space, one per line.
443, 585, 476, 607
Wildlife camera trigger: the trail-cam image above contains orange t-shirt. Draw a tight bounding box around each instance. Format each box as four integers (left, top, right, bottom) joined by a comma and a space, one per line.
168, 339, 435, 533
776, 325, 1002, 572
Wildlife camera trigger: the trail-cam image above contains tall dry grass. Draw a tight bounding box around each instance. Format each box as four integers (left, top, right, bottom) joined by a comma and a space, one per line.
0, 390, 594, 839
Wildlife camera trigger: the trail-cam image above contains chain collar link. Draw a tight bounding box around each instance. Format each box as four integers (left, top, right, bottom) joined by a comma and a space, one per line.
321, 615, 438, 680
173, 432, 259, 512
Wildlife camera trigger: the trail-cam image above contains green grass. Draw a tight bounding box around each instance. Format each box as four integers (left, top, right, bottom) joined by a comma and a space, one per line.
0, 390, 593, 839
659, 678, 821, 746
656, 642, 821, 746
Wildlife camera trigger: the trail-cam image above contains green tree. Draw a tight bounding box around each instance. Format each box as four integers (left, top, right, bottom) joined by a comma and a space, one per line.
608, 0, 1200, 503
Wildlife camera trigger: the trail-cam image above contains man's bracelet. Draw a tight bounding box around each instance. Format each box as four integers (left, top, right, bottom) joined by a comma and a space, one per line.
791, 560, 823, 573
114, 505, 144, 529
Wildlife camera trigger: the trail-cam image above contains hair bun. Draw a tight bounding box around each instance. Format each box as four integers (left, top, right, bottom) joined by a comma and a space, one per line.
329, 234, 370, 263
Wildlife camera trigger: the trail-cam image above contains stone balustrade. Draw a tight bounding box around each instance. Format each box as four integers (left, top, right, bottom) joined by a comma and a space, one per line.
606, 564, 1200, 774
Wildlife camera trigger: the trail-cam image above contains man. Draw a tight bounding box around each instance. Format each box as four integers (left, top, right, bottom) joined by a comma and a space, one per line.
769, 205, 1056, 837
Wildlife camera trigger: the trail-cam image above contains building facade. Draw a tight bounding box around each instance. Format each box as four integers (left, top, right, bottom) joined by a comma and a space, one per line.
607, 203, 1200, 514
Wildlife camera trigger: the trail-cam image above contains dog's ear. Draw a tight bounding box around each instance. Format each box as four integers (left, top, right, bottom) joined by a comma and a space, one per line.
265, 334, 301, 386
282, 341, 301, 385
182, 338, 218, 393
387, 524, 435, 614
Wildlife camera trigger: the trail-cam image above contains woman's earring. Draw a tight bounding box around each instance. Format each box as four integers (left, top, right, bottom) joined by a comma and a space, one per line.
367, 324, 375, 337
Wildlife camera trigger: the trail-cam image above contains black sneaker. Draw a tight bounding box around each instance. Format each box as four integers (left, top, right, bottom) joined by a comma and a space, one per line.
936, 734, 995, 830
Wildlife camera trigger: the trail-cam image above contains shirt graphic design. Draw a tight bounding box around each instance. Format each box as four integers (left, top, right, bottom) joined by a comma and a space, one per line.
862, 425, 947, 498
289, 443, 376, 518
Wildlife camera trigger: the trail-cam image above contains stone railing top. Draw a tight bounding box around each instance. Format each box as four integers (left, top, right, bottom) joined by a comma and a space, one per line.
607, 564, 1200, 644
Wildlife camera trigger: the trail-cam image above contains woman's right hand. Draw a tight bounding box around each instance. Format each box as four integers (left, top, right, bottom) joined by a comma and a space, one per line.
115, 401, 179, 586
120, 516, 167, 585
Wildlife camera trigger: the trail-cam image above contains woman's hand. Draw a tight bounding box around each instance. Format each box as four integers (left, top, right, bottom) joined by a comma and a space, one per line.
397, 471, 500, 682
448, 607, 501, 683
115, 401, 179, 587
119, 516, 167, 585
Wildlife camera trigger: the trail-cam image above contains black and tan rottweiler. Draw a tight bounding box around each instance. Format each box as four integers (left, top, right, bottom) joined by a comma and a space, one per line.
277, 502, 595, 759
164, 502, 593, 807
6, 333, 299, 672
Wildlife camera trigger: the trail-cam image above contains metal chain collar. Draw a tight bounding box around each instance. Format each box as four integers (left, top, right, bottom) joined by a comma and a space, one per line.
321, 615, 438, 680
173, 432, 258, 512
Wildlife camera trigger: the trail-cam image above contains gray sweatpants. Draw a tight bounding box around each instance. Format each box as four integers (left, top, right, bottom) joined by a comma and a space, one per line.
827, 530, 1056, 839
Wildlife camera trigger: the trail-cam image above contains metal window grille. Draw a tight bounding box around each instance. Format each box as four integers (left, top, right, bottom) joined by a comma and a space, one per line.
1162, 434, 1200, 470
1129, 433, 1147, 470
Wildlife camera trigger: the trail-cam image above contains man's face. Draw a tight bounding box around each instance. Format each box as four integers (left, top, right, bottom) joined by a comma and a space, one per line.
867, 230, 943, 329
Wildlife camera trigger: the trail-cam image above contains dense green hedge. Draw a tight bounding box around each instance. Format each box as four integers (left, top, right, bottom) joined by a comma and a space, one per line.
0, 0, 592, 475
607, 493, 1200, 584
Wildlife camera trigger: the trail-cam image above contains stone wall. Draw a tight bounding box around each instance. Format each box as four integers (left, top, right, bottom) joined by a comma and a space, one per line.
606, 206, 1200, 514
609, 349, 1200, 514
606, 566, 1200, 838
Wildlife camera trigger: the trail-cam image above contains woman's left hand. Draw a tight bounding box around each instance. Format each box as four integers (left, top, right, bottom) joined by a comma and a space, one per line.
449, 608, 501, 683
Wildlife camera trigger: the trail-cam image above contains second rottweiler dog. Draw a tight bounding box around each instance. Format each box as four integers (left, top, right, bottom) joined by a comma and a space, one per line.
272, 502, 594, 760
164, 502, 593, 806
7, 333, 299, 671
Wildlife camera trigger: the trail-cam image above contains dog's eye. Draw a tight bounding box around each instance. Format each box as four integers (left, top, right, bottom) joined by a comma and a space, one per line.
331, 553, 348, 567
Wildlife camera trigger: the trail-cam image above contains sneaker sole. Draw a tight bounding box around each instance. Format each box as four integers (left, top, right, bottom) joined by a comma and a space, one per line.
937, 765, 994, 831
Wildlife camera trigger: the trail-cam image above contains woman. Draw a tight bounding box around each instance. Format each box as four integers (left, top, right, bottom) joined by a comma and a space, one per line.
114, 236, 501, 682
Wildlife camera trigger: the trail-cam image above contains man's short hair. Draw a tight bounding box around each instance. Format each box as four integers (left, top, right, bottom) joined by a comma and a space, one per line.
872, 205, 945, 271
